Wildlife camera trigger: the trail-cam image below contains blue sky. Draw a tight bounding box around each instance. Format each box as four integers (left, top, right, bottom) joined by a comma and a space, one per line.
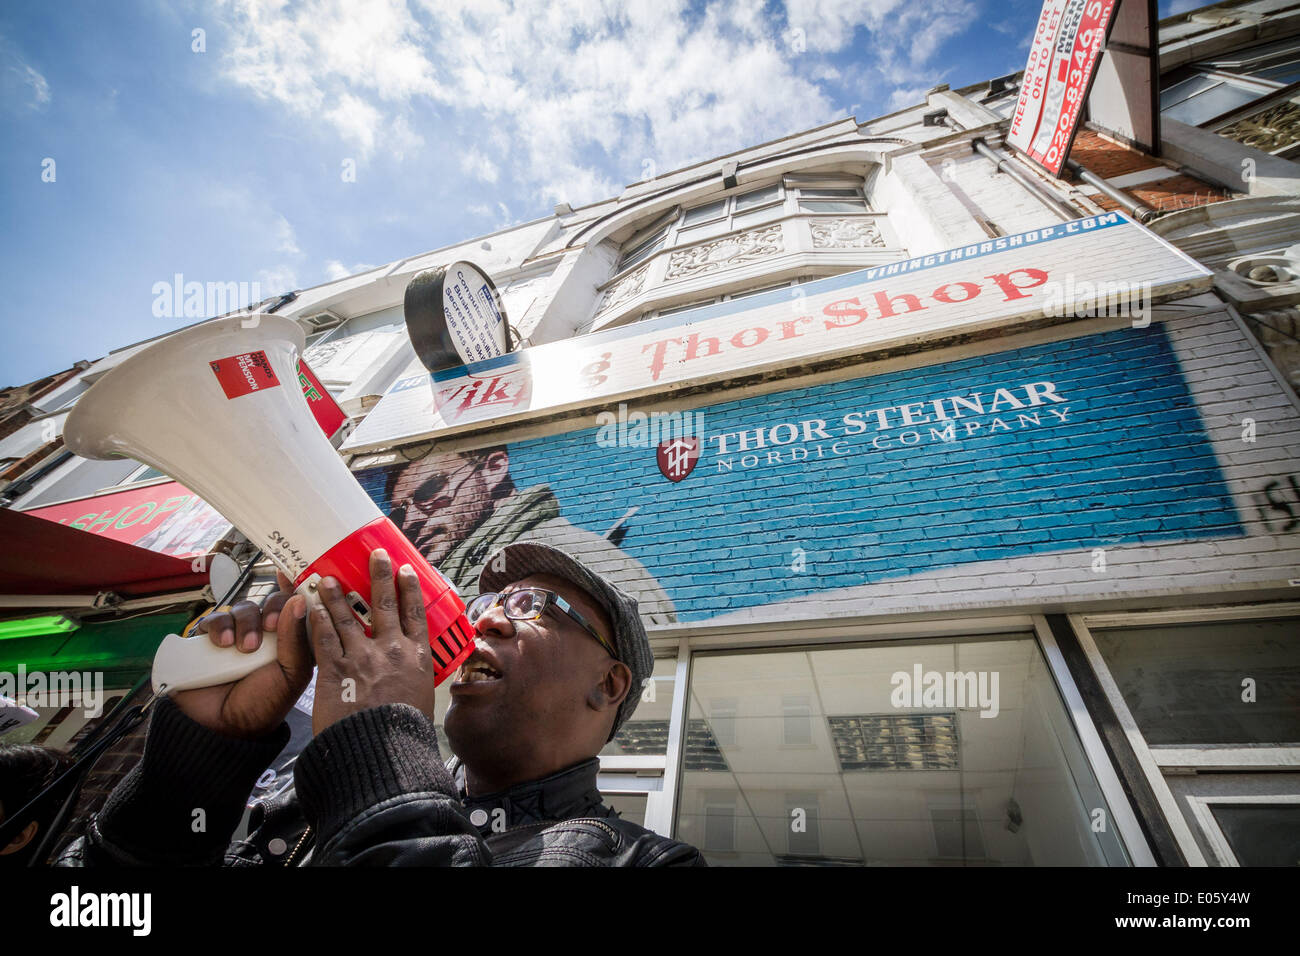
1, 0, 1197, 387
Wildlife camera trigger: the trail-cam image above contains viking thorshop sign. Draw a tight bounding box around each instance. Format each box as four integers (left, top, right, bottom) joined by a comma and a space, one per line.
343, 213, 1209, 453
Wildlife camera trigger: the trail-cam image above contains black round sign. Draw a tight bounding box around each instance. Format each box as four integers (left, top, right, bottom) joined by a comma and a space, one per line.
404, 261, 514, 373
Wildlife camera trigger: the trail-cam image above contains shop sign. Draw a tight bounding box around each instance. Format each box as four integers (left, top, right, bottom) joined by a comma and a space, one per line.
342, 212, 1209, 454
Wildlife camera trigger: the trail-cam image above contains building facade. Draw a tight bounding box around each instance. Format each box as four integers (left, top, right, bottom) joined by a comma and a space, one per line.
3, 0, 1299, 866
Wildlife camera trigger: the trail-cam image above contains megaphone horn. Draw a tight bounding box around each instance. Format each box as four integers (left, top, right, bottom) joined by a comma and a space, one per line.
64, 313, 474, 695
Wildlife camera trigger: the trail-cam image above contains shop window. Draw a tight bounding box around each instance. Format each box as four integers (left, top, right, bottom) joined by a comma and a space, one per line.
675, 635, 1131, 866
1090, 618, 1300, 746
1208, 801, 1300, 866
1080, 611, 1300, 866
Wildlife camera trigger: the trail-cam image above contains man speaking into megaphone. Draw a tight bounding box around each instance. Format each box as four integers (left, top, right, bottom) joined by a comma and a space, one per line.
57, 542, 704, 867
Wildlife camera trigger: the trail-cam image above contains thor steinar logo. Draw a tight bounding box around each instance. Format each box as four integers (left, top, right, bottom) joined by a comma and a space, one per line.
0, 665, 103, 718
50, 886, 151, 936
892, 664, 1000, 718
708, 379, 1069, 472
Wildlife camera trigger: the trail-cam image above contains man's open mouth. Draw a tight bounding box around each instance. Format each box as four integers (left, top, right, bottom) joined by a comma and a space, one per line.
458, 659, 503, 683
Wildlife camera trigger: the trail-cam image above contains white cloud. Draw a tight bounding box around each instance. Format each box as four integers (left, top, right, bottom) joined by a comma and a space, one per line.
258, 264, 299, 297
0, 35, 51, 112
323, 259, 377, 281
272, 213, 300, 256
210, 0, 983, 207
460, 147, 500, 184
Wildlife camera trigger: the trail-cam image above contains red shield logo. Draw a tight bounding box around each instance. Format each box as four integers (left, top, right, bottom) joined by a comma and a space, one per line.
657, 437, 700, 483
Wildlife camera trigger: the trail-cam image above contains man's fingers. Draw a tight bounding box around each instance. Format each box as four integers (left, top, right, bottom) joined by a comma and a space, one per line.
275, 570, 294, 593
196, 609, 235, 648
307, 600, 344, 677
317, 577, 367, 651
230, 601, 263, 653
275, 594, 313, 682
262, 591, 289, 633
397, 564, 429, 645
368, 549, 400, 634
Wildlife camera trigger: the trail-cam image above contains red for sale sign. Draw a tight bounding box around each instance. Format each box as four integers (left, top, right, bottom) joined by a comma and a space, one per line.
1006, 0, 1119, 176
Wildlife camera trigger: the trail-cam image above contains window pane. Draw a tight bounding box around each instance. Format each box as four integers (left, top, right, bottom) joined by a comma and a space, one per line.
621, 228, 666, 269
728, 282, 791, 300
733, 184, 780, 211
682, 199, 726, 226
603, 793, 649, 827
1163, 80, 1262, 124
658, 298, 718, 316
798, 188, 863, 199
20, 458, 141, 508
1210, 804, 1300, 866
676, 218, 729, 243
733, 204, 783, 229
1160, 74, 1220, 109
799, 199, 869, 213
676, 636, 1131, 866
1255, 59, 1300, 84
601, 656, 678, 756
1091, 618, 1300, 746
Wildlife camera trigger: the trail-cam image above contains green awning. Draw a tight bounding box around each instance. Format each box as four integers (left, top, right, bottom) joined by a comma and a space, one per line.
0, 610, 194, 686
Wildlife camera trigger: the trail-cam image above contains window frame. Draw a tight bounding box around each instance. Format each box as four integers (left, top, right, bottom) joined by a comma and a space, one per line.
1070, 603, 1300, 866
615, 176, 871, 273
658, 617, 1152, 865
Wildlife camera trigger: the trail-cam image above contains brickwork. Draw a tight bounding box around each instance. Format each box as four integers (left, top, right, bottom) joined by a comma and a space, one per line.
355, 308, 1300, 625
1067, 129, 1234, 215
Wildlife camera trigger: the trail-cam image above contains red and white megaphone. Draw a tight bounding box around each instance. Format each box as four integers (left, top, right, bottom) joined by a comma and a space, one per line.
63, 313, 475, 694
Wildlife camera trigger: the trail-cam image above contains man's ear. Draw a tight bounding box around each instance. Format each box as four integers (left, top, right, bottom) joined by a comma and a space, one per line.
590, 660, 633, 714
0, 820, 38, 856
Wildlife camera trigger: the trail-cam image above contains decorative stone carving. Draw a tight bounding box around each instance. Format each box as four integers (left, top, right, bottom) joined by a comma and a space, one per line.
665, 225, 784, 280
1219, 101, 1300, 154
599, 264, 649, 312
810, 217, 885, 249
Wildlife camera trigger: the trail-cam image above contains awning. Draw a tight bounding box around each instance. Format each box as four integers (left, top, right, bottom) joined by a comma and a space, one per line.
0, 507, 209, 602
0, 609, 193, 685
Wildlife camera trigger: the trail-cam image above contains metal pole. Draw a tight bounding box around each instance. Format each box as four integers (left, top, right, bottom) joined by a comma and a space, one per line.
1064, 158, 1158, 222
971, 137, 1080, 220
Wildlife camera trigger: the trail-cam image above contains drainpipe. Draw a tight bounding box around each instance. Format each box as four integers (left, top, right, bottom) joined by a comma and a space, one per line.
1063, 159, 1158, 223
970, 137, 1080, 221
923, 107, 1079, 221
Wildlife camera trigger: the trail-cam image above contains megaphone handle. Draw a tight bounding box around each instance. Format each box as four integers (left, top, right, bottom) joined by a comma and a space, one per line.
152, 579, 326, 695
152, 631, 279, 695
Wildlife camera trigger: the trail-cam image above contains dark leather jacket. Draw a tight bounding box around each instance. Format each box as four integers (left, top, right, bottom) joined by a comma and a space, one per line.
56, 697, 704, 868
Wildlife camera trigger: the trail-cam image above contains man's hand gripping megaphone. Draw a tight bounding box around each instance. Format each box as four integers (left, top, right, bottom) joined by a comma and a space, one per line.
171, 548, 439, 738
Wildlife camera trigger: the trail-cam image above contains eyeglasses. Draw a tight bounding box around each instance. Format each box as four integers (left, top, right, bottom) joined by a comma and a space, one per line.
390, 459, 482, 525
466, 587, 618, 660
